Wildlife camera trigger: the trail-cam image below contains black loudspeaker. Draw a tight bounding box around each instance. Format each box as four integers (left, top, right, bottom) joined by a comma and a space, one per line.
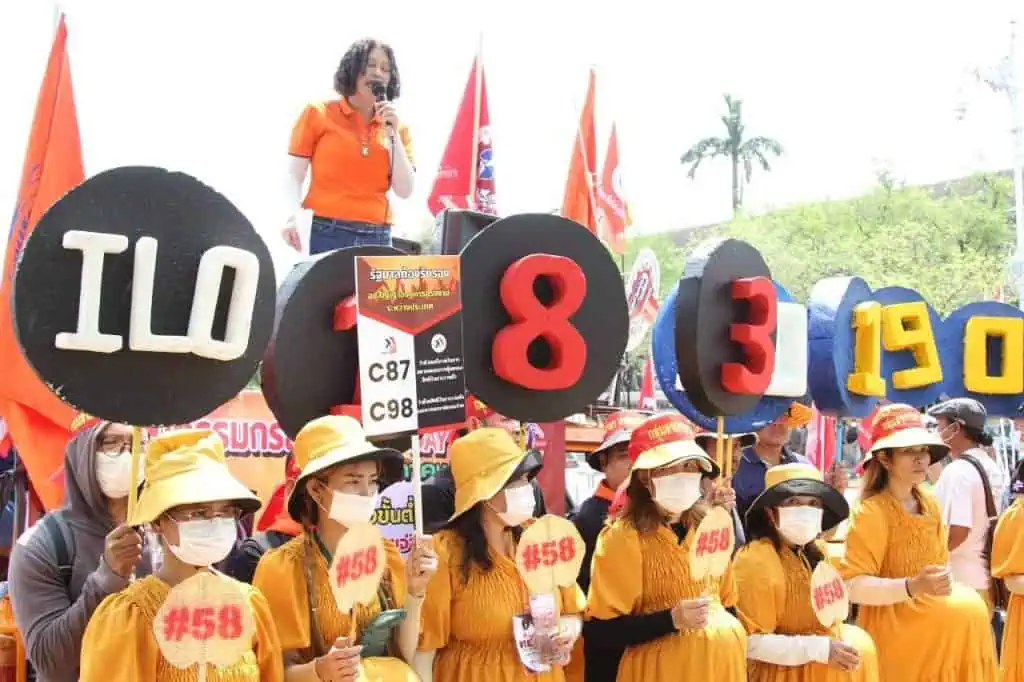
440, 209, 498, 255
392, 236, 422, 255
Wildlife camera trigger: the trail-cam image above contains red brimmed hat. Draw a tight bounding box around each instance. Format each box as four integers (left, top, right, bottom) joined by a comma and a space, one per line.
866, 403, 948, 465
586, 411, 646, 471
627, 413, 718, 476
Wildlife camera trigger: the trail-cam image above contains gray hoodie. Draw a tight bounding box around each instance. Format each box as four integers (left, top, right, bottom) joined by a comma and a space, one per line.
8, 423, 151, 682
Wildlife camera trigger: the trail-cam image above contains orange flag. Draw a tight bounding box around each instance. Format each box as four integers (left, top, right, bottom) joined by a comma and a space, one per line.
560, 69, 597, 233
0, 16, 85, 511
596, 123, 631, 254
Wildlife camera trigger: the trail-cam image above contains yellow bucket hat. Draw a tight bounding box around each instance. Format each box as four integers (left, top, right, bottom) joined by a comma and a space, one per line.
287, 415, 403, 520
130, 429, 260, 525
448, 428, 527, 522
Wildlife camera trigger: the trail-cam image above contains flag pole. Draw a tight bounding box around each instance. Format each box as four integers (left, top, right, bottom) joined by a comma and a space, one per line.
467, 33, 484, 210
579, 68, 600, 232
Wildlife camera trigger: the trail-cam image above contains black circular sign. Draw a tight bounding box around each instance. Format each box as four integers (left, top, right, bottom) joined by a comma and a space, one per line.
461, 213, 627, 423
12, 166, 276, 426
675, 238, 774, 417
261, 244, 403, 439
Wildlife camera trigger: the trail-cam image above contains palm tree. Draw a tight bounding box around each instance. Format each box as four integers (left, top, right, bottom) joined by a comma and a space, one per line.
680, 94, 783, 213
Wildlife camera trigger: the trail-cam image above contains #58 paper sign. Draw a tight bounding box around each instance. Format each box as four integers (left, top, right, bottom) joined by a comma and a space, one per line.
153, 572, 256, 682
330, 522, 387, 613
514, 515, 585, 595
689, 506, 735, 580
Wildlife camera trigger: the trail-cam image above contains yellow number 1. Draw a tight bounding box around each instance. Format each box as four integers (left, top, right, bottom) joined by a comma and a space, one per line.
847, 301, 886, 397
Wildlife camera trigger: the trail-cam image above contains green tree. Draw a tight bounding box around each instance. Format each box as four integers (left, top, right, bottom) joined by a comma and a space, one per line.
680, 94, 784, 213
619, 172, 1014, 380
724, 172, 1014, 314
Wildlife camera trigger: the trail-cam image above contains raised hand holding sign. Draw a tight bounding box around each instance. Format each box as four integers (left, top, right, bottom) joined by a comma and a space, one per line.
153, 572, 256, 682
513, 515, 585, 671
13, 166, 275, 676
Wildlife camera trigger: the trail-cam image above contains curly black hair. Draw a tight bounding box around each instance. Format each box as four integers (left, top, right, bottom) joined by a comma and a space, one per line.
334, 39, 401, 100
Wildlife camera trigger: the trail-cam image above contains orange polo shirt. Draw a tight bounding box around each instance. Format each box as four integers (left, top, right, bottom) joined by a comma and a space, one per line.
289, 99, 414, 225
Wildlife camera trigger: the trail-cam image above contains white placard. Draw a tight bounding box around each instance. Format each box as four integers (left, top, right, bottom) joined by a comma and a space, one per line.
357, 315, 418, 437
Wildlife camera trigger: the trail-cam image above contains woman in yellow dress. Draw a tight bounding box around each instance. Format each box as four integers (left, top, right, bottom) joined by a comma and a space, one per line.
992, 469, 1024, 682
79, 429, 282, 681
585, 413, 747, 682
254, 415, 435, 682
839, 403, 996, 681
414, 427, 584, 682
734, 462, 878, 681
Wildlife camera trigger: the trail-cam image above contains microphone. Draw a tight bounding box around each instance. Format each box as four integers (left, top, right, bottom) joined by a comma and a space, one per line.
369, 81, 393, 129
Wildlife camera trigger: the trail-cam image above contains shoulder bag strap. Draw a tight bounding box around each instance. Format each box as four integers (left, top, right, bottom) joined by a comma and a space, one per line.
960, 453, 1009, 608
40, 514, 74, 594
303, 536, 329, 659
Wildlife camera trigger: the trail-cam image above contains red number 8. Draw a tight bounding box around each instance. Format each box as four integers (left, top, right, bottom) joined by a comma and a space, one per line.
492, 254, 588, 391
721, 276, 777, 394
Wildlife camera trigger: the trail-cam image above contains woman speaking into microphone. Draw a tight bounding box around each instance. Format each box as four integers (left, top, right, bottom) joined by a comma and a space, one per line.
282, 38, 415, 254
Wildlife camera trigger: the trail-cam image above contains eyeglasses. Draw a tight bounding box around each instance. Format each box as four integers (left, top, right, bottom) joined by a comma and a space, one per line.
166, 508, 241, 523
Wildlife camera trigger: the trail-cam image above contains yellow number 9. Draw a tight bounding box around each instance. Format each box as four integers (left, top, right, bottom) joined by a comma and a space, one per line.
880, 301, 943, 390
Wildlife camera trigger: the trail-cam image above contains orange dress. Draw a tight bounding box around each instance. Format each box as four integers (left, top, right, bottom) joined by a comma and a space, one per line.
80, 575, 282, 682
734, 538, 878, 682
419, 529, 585, 682
839, 490, 997, 681
585, 519, 746, 681
254, 534, 417, 682
993, 496, 1024, 682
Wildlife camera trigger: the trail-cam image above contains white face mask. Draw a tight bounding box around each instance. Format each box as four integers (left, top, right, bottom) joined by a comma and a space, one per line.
496, 484, 535, 527
95, 450, 134, 499
652, 472, 703, 515
167, 517, 237, 566
776, 506, 824, 546
326, 490, 377, 528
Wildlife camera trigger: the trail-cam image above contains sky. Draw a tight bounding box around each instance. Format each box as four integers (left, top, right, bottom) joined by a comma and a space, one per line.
1, 0, 1022, 284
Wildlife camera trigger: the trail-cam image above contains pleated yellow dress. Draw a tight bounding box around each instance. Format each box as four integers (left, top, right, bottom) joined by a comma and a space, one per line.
585, 519, 746, 682
839, 490, 997, 681
79, 575, 282, 682
253, 534, 418, 682
734, 538, 879, 682
418, 528, 585, 682
993, 496, 1024, 682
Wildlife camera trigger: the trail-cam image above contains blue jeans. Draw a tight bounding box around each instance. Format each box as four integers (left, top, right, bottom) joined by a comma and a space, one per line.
309, 216, 392, 254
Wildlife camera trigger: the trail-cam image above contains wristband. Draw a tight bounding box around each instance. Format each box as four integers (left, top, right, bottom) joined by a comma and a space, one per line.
904, 578, 913, 598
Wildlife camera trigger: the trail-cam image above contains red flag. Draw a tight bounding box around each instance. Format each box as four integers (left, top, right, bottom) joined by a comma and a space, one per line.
805, 406, 837, 473
639, 357, 656, 410
596, 123, 630, 254
561, 70, 598, 233
427, 47, 496, 216
0, 16, 85, 511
